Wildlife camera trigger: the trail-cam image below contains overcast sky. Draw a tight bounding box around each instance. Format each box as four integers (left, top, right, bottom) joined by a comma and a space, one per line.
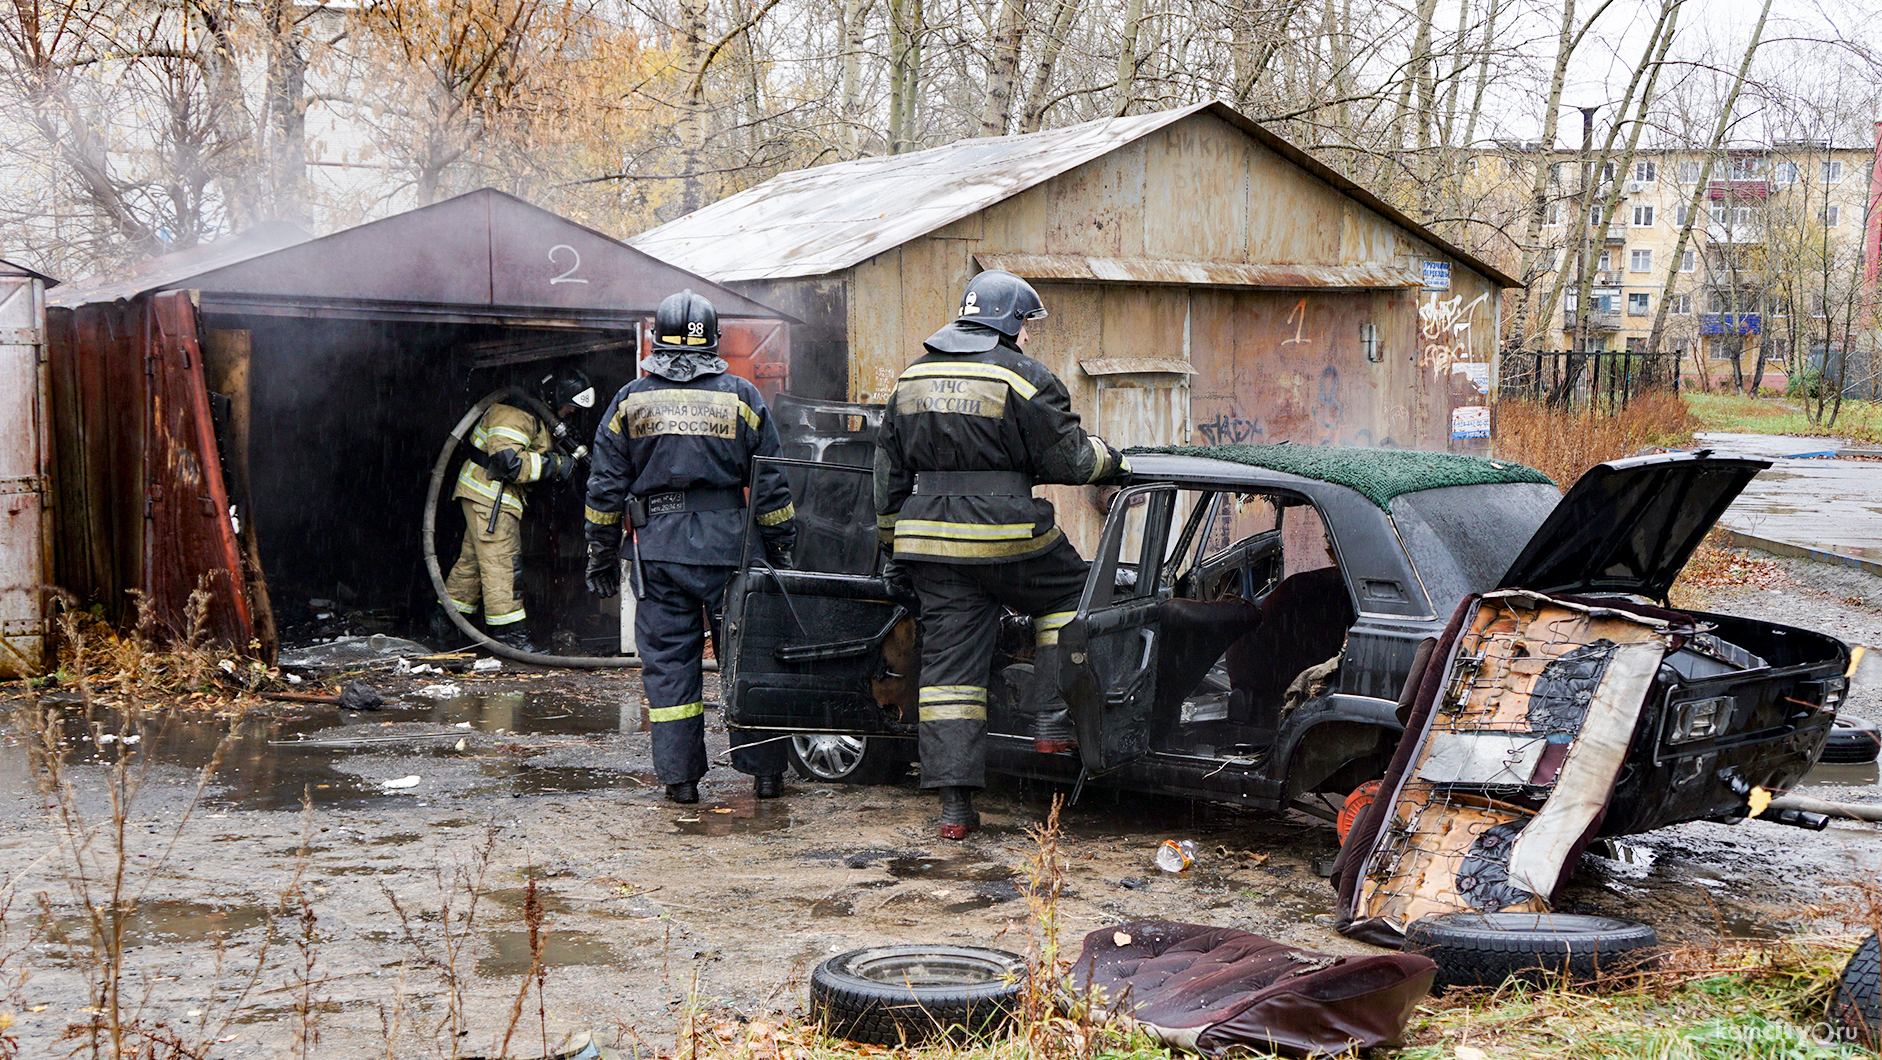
1448, 0, 1880, 148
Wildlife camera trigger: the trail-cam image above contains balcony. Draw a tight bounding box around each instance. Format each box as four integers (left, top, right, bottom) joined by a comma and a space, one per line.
1700, 313, 1761, 336
1596, 271, 1625, 285
1707, 179, 1770, 201
1564, 310, 1624, 333
1602, 224, 1628, 243
1704, 222, 1763, 245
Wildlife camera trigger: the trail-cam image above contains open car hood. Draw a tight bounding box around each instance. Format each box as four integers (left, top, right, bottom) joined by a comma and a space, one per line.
1499, 452, 1770, 601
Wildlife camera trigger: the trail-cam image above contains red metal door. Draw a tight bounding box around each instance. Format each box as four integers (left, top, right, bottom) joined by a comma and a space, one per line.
143, 293, 253, 648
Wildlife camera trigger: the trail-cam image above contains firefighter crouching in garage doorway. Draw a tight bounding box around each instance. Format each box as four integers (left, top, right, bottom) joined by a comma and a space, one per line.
583, 290, 798, 805
445, 369, 594, 654
875, 270, 1130, 840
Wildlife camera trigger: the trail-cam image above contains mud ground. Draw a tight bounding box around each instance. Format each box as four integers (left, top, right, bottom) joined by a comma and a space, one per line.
2, 552, 1879, 1057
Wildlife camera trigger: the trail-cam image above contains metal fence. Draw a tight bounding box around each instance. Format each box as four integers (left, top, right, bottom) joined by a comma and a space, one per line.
1497, 350, 1680, 409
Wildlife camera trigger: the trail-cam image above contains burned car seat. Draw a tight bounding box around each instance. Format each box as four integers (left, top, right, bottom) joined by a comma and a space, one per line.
1153, 598, 1265, 723
1070, 919, 1434, 1058
1225, 566, 1355, 728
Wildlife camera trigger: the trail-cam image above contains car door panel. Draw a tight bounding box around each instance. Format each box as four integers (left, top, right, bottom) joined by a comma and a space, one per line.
721, 458, 917, 735
1059, 484, 1178, 774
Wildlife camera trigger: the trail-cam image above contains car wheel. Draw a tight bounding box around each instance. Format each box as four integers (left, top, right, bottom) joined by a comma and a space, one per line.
1832, 933, 1880, 1047
1405, 912, 1657, 989
810, 944, 1026, 1046
788, 734, 905, 785
1822, 716, 1882, 765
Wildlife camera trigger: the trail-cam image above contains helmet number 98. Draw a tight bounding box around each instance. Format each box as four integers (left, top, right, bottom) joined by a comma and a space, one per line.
687, 321, 705, 337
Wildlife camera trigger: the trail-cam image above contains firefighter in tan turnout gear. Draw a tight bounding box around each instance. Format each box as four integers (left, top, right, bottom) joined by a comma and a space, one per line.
445, 370, 593, 653
875, 270, 1129, 840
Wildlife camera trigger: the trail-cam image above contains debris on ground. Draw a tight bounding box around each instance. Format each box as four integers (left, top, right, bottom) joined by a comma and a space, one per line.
1071, 920, 1434, 1056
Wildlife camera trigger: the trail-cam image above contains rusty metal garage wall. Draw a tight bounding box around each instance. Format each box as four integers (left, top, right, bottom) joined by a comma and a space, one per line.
0, 268, 50, 676
48, 295, 254, 648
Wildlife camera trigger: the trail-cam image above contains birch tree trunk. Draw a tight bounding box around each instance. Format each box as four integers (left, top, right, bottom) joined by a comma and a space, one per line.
1502, 0, 1578, 352
980, 0, 1026, 135
1643, 0, 1773, 377
1113, 0, 1145, 116
1018, 0, 1079, 132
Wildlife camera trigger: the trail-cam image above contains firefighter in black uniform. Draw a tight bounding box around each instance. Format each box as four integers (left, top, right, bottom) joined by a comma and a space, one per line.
583, 290, 797, 804
875, 270, 1129, 839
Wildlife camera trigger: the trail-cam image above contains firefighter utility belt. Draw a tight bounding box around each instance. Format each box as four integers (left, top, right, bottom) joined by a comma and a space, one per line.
627, 487, 746, 527
911, 470, 1033, 497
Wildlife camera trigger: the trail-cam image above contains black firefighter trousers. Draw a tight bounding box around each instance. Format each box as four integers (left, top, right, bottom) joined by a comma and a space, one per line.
907, 537, 1089, 789
638, 561, 788, 785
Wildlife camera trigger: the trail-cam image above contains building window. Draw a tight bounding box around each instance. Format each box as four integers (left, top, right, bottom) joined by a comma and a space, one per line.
1727, 156, 1764, 180
1671, 339, 1691, 357
1634, 160, 1657, 182
1675, 203, 1690, 226
1626, 337, 1648, 352
1589, 204, 1604, 225
1565, 290, 1578, 311
1709, 341, 1734, 361
1597, 250, 1613, 271
1600, 161, 1616, 183
1707, 291, 1727, 313
1544, 202, 1561, 225
1680, 248, 1696, 272
1679, 160, 1702, 183
1632, 204, 1655, 226
1630, 249, 1653, 272
1822, 160, 1844, 183
1627, 292, 1650, 316
1670, 293, 1692, 315
1811, 293, 1830, 318
1550, 162, 1566, 185
1773, 161, 1798, 184
1822, 205, 1840, 225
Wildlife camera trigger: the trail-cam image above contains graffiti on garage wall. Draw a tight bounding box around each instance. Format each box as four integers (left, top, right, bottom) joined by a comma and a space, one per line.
1418, 291, 1489, 372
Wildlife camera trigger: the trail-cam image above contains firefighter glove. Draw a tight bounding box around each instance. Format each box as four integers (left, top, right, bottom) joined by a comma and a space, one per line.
881, 557, 917, 602
543, 452, 578, 482
486, 448, 524, 483
764, 539, 793, 570
585, 540, 621, 598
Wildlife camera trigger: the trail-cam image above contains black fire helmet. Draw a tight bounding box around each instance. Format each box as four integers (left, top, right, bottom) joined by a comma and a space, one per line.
653, 289, 720, 352
540, 367, 595, 413
956, 270, 1047, 337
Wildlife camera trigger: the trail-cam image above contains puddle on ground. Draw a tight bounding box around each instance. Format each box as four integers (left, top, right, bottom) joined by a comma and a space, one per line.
2, 693, 649, 811
1801, 762, 1879, 790
671, 798, 792, 836
39, 899, 272, 959
475, 930, 620, 977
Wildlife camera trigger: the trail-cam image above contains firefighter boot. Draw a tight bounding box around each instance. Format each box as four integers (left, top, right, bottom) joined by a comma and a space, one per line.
938, 786, 980, 840
493, 627, 545, 655
1032, 710, 1077, 755
665, 781, 699, 804
753, 773, 784, 799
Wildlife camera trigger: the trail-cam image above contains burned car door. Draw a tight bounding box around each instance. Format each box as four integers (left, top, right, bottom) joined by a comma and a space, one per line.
720, 457, 916, 736
1058, 483, 1179, 774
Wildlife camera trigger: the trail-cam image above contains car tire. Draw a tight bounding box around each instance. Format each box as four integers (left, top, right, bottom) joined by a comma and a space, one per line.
810, 944, 1026, 1046
1832, 933, 1880, 1047
788, 734, 906, 785
1405, 912, 1658, 989
1822, 716, 1882, 765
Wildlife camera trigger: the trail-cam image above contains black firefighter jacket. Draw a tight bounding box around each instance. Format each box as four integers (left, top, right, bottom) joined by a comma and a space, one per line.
874, 341, 1128, 564
584, 371, 796, 566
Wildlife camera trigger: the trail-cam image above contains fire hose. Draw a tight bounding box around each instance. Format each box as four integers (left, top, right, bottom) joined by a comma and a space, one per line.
421, 386, 715, 670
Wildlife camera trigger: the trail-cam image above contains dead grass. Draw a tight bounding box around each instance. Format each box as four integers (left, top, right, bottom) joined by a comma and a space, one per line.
1492, 390, 1699, 488
1398, 934, 1872, 1060
1669, 526, 1792, 610
47, 587, 263, 704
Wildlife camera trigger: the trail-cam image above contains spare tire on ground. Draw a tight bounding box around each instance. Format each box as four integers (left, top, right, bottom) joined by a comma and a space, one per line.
1822, 716, 1882, 765
810, 944, 1025, 1046
1832, 933, 1880, 1047
1405, 912, 1657, 989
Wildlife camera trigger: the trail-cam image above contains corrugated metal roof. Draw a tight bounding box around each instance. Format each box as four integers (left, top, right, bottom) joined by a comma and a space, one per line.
48, 221, 312, 306
976, 253, 1422, 289
630, 108, 1199, 282
47, 190, 789, 321
631, 101, 1522, 289
0, 258, 59, 286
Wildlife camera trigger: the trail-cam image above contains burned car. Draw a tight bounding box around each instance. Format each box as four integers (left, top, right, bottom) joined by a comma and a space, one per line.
721, 435, 1848, 838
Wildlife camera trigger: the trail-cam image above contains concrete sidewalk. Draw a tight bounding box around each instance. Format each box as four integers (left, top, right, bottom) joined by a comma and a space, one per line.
1696, 431, 1882, 576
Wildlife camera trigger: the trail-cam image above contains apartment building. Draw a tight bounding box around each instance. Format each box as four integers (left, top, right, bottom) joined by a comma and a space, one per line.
1486, 140, 1875, 389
